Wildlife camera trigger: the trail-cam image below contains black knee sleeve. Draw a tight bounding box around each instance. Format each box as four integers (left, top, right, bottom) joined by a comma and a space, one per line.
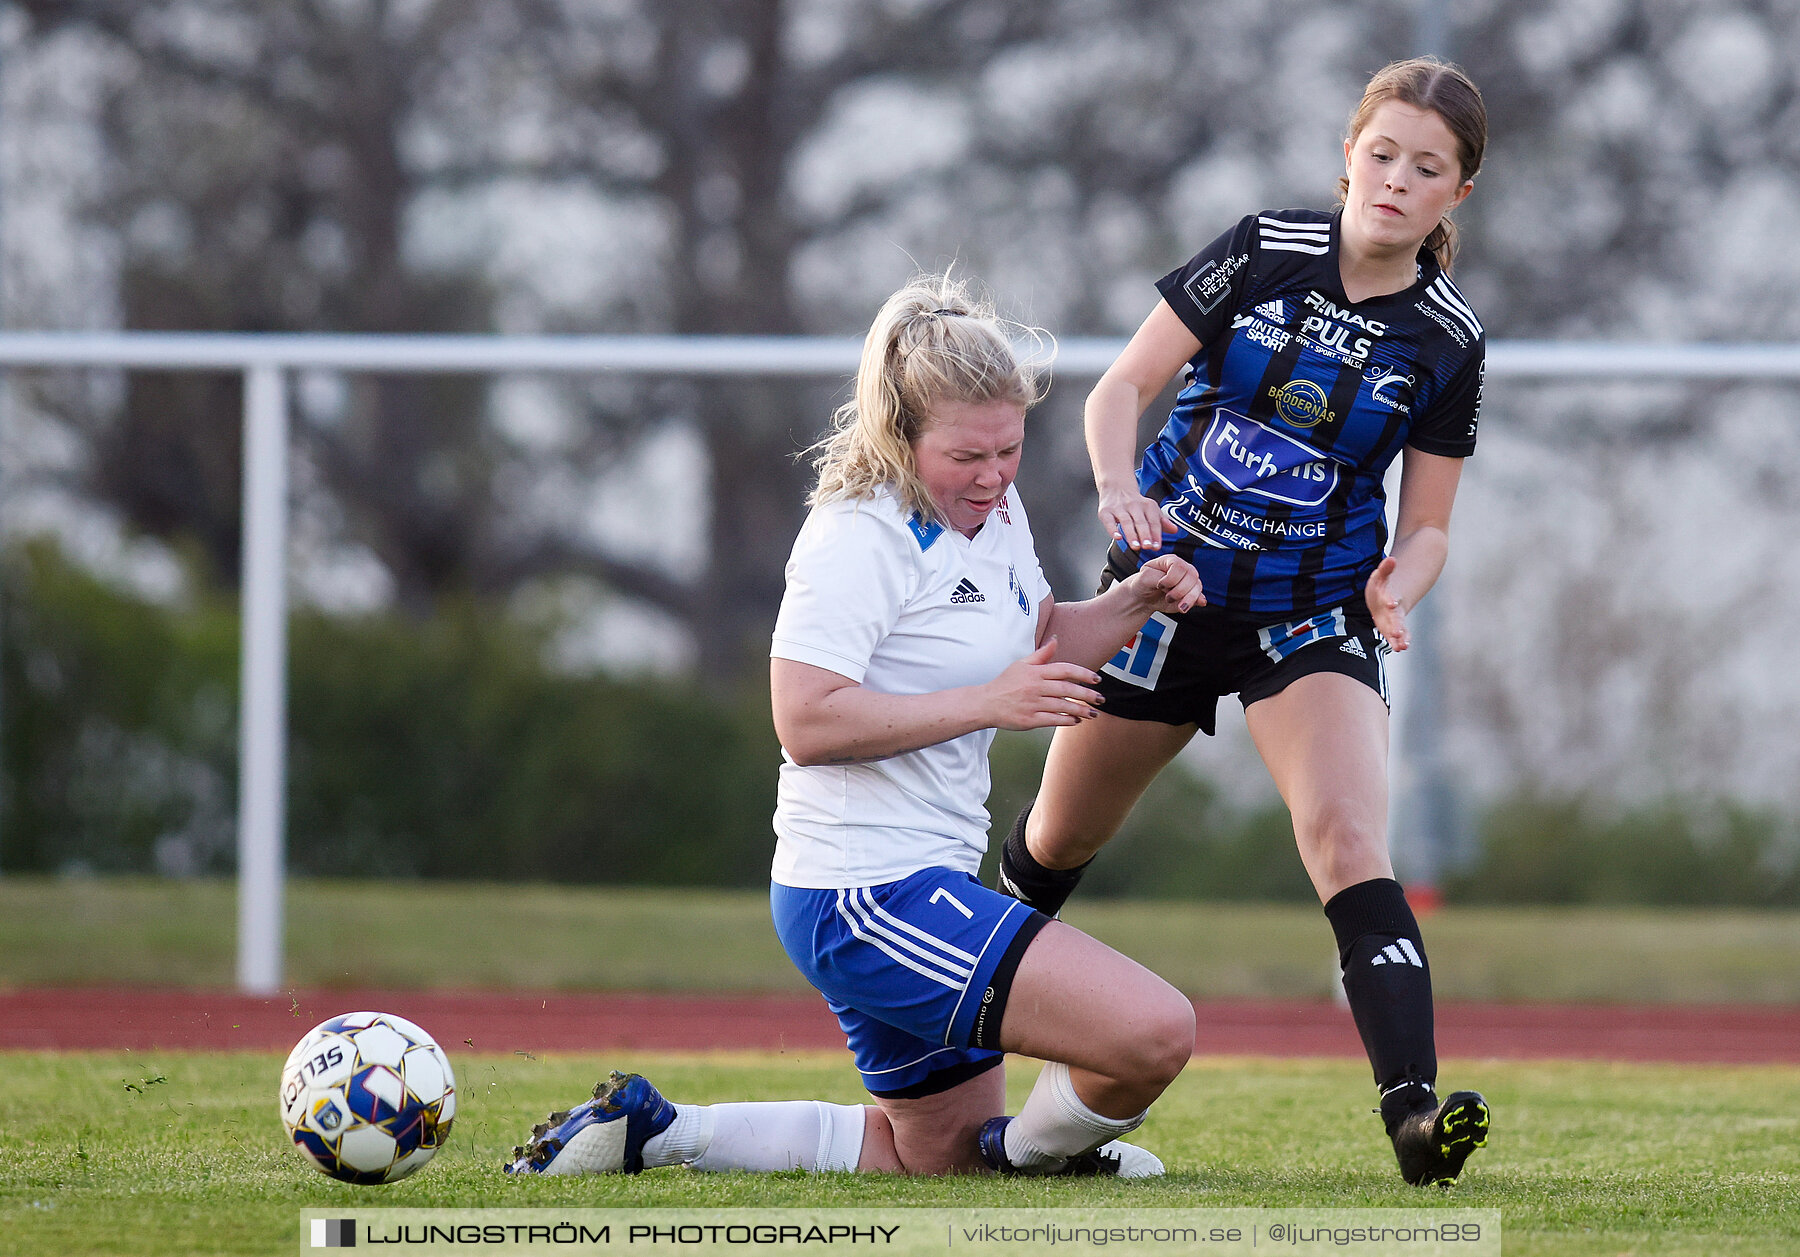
1325, 877, 1438, 1097
995, 801, 1092, 918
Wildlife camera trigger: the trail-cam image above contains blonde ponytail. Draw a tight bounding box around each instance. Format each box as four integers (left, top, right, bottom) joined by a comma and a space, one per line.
809, 274, 1047, 521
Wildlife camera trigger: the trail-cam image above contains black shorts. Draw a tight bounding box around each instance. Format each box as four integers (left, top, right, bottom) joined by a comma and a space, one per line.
1095, 562, 1391, 735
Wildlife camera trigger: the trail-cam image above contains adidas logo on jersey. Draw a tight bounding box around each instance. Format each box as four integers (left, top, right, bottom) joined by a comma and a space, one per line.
950, 578, 985, 604
1369, 939, 1425, 968
1254, 299, 1285, 324
1340, 637, 1367, 659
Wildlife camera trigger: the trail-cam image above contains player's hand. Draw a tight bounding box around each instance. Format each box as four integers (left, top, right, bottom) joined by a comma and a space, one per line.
1364, 556, 1411, 650
1122, 554, 1204, 615
1098, 485, 1177, 553
982, 638, 1104, 731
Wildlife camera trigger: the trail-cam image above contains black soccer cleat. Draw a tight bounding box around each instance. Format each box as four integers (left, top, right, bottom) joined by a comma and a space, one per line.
1388, 1089, 1489, 1185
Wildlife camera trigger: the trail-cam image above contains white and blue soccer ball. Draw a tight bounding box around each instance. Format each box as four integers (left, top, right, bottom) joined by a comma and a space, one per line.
280, 1011, 457, 1184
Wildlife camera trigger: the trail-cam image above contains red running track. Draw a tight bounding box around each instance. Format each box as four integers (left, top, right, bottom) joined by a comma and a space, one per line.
2, 988, 1797, 1062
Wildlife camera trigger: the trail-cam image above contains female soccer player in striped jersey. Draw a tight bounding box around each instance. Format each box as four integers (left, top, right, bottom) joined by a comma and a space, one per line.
507, 273, 1205, 1180
997, 57, 1493, 1186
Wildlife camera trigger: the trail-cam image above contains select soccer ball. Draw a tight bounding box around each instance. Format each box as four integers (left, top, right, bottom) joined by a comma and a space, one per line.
279, 1011, 457, 1184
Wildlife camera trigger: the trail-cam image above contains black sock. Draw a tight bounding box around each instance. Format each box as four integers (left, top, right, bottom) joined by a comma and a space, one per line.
1324, 877, 1438, 1122
995, 801, 1091, 917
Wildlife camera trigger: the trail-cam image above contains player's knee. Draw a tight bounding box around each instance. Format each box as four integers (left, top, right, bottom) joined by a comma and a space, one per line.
1025, 807, 1107, 869
1303, 806, 1387, 874
1114, 989, 1195, 1088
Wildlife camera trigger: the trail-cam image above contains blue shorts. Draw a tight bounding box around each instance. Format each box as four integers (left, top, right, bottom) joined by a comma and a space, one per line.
770, 868, 1050, 1098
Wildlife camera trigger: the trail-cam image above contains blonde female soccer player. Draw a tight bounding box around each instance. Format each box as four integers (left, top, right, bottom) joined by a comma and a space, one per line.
508, 273, 1202, 1178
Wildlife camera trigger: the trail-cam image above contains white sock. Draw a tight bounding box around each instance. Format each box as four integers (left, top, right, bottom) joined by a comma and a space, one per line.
640, 1103, 715, 1168
1003, 1061, 1145, 1171
644, 1101, 866, 1172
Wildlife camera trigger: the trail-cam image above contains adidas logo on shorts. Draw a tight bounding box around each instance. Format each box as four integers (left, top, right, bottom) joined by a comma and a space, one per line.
950, 578, 985, 604
1339, 637, 1367, 659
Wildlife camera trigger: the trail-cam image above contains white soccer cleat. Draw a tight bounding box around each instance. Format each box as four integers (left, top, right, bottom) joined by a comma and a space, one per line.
504, 1072, 675, 1175
1095, 1138, 1165, 1178
978, 1116, 1166, 1178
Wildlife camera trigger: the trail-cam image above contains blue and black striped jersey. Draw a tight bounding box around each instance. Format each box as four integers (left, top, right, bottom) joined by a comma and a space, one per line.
1131, 207, 1484, 621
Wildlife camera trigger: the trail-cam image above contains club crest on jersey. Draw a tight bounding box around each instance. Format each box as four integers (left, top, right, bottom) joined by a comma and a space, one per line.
906, 511, 946, 551
1007, 565, 1031, 615
1362, 364, 1415, 413
1265, 379, 1337, 430
1199, 410, 1337, 506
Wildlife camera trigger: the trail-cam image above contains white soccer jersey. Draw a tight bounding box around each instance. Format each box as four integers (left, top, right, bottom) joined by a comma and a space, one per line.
770, 484, 1052, 889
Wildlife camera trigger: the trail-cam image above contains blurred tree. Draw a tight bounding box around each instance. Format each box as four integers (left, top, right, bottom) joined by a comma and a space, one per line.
464, 1, 1082, 678
12, 0, 1085, 680
6, 0, 1510, 687
14, 1, 536, 608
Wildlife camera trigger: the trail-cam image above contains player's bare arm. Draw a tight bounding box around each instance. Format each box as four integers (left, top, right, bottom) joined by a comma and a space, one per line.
1364, 447, 1462, 650
1087, 300, 1202, 552
1035, 556, 1204, 671
771, 649, 1103, 766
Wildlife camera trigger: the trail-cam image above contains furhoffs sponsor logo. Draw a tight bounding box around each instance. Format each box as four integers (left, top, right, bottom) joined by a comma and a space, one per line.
1198, 411, 1337, 507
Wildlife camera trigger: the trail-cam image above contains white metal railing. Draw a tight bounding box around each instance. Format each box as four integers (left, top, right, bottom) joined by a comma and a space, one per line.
7, 331, 1800, 376
3, 331, 1798, 994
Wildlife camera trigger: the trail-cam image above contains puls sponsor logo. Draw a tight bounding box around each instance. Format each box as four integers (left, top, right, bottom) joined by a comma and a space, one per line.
1299, 291, 1386, 363
1266, 378, 1337, 429
1299, 316, 1374, 363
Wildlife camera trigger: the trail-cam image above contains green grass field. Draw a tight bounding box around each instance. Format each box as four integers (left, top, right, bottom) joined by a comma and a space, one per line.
2, 1050, 1796, 1257
6, 876, 1800, 1001
4, 879, 1797, 1254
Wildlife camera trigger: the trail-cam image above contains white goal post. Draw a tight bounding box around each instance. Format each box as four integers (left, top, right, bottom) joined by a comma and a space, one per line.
2, 331, 1798, 994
